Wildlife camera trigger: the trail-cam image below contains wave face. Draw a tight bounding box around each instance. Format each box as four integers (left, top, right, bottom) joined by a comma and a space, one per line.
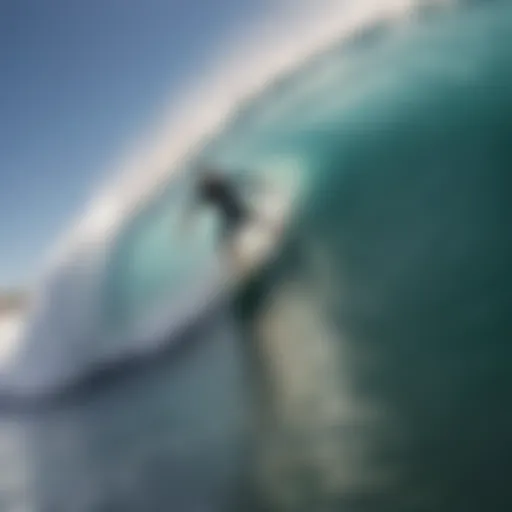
1, 0, 511, 407
241, 4, 512, 509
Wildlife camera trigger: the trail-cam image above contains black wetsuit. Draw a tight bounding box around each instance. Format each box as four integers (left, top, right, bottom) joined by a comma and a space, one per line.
198, 175, 249, 238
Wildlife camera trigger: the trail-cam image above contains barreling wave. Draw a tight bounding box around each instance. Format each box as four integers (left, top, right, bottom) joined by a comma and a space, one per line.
0, 0, 475, 398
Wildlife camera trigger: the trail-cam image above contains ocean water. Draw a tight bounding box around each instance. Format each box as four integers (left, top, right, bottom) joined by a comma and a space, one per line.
2, 1, 512, 510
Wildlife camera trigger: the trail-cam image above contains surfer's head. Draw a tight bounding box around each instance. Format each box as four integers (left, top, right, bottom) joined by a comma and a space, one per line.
197, 166, 224, 189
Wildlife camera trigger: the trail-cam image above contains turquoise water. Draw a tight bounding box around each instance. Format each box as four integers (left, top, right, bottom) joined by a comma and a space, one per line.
3, 2, 512, 510
225, 3, 512, 509
241, 4, 512, 509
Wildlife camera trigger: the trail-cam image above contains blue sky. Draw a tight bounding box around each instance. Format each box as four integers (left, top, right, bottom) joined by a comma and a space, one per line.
0, 0, 272, 288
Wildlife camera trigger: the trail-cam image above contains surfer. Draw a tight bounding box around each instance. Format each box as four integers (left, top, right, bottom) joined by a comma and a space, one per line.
182, 166, 275, 272
196, 169, 252, 240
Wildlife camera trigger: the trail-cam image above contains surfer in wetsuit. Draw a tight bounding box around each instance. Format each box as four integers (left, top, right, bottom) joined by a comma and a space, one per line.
196, 169, 252, 242
182, 166, 271, 271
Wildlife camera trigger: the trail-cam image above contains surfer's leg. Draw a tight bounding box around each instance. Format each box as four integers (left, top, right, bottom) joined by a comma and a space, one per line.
254, 211, 281, 237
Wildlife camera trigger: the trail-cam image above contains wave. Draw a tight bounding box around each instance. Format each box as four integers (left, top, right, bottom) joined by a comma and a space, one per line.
0, 0, 489, 398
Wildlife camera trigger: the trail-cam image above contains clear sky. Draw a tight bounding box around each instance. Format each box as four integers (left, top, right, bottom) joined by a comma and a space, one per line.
0, 0, 273, 288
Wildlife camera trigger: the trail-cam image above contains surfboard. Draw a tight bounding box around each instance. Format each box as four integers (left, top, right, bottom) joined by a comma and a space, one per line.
222, 179, 295, 286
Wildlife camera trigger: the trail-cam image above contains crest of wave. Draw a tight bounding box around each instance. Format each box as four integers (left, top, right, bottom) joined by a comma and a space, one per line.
0, 0, 453, 397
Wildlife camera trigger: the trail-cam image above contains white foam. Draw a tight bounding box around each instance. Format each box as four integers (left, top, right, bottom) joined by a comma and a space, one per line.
0, 314, 24, 363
